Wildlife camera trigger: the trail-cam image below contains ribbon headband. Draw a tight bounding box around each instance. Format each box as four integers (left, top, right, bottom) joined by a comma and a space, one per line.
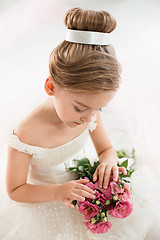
65, 29, 109, 45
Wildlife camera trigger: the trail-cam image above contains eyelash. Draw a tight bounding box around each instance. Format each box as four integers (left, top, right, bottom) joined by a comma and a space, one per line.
74, 107, 84, 113
74, 106, 103, 112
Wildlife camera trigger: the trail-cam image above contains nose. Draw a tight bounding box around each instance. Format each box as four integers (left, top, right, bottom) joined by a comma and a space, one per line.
80, 111, 96, 123
80, 116, 92, 123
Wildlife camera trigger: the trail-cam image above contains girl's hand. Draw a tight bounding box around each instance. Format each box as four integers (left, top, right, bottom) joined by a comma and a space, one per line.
56, 178, 96, 208
93, 162, 127, 189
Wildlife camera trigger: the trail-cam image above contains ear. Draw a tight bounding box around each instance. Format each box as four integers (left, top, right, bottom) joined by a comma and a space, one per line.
44, 78, 55, 96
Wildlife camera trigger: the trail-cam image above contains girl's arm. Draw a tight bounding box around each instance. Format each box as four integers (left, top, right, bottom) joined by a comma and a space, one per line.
6, 146, 59, 203
89, 111, 127, 189
6, 147, 95, 205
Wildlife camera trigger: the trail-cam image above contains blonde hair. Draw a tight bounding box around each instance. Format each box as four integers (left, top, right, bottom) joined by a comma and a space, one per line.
49, 8, 121, 92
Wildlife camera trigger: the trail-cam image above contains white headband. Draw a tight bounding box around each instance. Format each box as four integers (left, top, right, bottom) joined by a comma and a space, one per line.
65, 29, 109, 45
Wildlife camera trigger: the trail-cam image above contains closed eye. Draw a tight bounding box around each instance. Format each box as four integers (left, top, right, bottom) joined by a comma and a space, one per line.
74, 106, 85, 113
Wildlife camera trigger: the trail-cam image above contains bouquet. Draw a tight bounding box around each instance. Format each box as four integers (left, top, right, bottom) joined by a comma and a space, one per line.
68, 149, 135, 234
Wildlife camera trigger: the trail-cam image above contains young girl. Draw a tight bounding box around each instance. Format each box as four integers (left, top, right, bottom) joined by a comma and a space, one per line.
0, 7, 159, 240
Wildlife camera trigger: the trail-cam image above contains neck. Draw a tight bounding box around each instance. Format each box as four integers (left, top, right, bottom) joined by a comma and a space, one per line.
42, 97, 65, 127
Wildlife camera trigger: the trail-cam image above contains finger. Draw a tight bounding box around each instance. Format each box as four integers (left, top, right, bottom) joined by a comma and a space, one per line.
75, 179, 90, 184
119, 167, 127, 175
63, 199, 75, 209
98, 165, 106, 188
112, 166, 119, 182
103, 166, 112, 189
75, 183, 96, 195
74, 189, 96, 200
93, 169, 98, 182
70, 193, 86, 202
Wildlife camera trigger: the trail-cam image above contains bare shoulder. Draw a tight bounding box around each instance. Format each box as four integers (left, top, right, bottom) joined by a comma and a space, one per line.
12, 97, 88, 148
13, 106, 43, 147
13, 101, 57, 148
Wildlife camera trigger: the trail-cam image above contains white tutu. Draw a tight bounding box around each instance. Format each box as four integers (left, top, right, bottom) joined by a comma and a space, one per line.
0, 127, 160, 240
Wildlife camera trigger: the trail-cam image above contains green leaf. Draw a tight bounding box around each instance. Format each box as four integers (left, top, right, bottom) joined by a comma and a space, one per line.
68, 149, 136, 187
84, 163, 91, 169
127, 169, 134, 177
77, 158, 90, 166
93, 161, 99, 168
117, 150, 126, 158
132, 148, 135, 157
71, 169, 79, 174
120, 160, 128, 169
123, 179, 130, 183
68, 167, 77, 170
112, 200, 117, 209
97, 212, 100, 218
72, 200, 77, 206
117, 162, 120, 167
78, 172, 85, 178
84, 164, 90, 171
117, 149, 135, 159
90, 161, 99, 174
119, 173, 125, 178
85, 171, 93, 181
78, 166, 83, 171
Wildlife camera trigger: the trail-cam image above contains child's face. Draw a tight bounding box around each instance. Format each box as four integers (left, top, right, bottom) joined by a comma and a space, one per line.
53, 85, 115, 128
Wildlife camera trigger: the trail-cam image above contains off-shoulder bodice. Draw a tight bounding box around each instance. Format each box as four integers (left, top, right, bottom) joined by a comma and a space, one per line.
7, 115, 97, 185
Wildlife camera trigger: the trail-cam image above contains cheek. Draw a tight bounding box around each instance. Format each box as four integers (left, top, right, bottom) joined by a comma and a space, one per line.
57, 102, 77, 120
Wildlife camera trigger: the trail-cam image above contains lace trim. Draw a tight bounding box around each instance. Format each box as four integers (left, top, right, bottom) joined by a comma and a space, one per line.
7, 114, 97, 158
87, 114, 97, 132
7, 129, 45, 159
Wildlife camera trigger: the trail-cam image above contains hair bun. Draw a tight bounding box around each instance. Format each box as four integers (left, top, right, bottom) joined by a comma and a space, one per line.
64, 8, 116, 33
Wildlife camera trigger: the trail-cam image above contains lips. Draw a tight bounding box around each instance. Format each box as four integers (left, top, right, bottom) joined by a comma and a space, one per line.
74, 122, 81, 125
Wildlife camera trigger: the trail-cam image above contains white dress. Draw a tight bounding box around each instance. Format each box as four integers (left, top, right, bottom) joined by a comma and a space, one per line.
0, 116, 160, 240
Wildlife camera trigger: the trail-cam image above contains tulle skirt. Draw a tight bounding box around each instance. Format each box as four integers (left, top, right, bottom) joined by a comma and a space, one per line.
0, 144, 160, 240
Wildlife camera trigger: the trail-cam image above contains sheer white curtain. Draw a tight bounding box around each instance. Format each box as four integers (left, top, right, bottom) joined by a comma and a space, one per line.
0, 0, 160, 177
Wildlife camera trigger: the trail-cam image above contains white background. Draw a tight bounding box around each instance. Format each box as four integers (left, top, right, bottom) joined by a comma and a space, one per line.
0, 0, 160, 177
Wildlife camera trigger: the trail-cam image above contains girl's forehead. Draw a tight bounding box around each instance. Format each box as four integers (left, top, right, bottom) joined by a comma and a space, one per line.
63, 89, 115, 108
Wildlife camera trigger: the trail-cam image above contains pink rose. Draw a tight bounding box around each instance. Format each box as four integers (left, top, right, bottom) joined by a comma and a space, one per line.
95, 192, 106, 205
84, 220, 112, 233
102, 184, 113, 200
110, 182, 131, 202
85, 179, 112, 203
110, 182, 124, 195
92, 191, 106, 205
94, 181, 113, 200
109, 201, 133, 219
122, 183, 131, 201
78, 201, 100, 220
85, 180, 97, 191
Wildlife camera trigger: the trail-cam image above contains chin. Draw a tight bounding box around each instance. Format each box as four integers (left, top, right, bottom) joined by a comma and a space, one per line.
67, 122, 80, 128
